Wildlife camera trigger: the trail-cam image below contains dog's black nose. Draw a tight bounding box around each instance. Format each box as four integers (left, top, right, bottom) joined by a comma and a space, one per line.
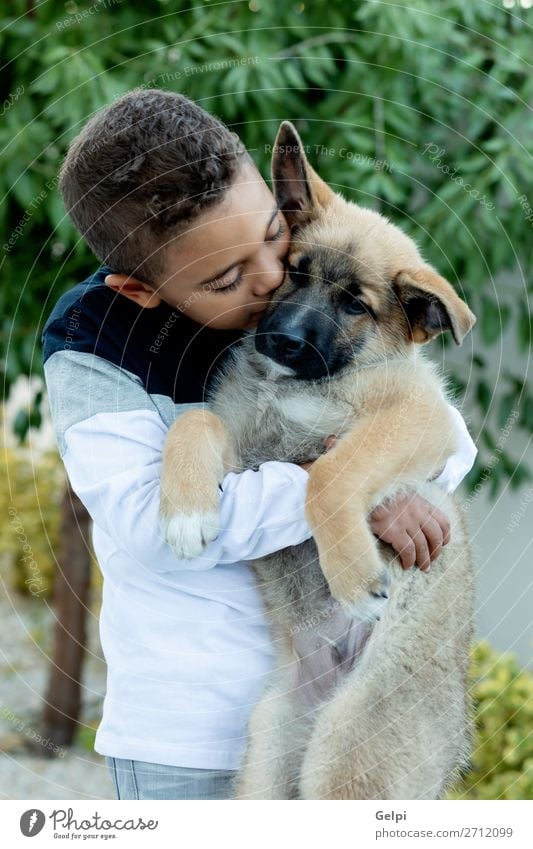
269, 332, 307, 359
255, 304, 346, 380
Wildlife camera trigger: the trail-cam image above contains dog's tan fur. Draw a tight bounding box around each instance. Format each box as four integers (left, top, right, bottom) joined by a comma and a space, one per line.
159, 122, 476, 799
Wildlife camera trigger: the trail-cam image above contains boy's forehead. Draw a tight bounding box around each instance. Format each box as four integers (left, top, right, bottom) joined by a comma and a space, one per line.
165, 162, 277, 274
190, 161, 273, 233
167, 169, 276, 256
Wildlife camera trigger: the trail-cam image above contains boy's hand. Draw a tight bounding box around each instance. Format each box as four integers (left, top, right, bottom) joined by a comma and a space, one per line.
369, 492, 451, 571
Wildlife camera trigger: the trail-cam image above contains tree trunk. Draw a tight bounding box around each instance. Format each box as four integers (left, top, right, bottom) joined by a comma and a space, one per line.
42, 479, 92, 749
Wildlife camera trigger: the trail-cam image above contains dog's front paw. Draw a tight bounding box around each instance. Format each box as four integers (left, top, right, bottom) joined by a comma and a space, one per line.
160, 510, 220, 559
330, 568, 391, 624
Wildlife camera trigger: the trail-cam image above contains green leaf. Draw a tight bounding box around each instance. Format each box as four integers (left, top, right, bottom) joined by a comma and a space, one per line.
509, 463, 532, 491
520, 397, 533, 432
518, 306, 532, 353
477, 381, 493, 414
480, 296, 507, 345
499, 392, 518, 430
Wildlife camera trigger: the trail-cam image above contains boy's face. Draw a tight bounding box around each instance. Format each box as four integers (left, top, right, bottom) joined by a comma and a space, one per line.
106, 162, 290, 330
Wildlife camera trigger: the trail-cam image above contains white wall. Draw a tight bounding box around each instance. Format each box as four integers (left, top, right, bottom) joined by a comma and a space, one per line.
438, 272, 532, 668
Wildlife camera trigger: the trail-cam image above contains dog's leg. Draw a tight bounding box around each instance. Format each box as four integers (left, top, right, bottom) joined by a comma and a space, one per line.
298, 668, 449, 800
234, 670, 306, 800
299, 513, 474, 801
305, 399, 458, 619
159, 408, 236, 558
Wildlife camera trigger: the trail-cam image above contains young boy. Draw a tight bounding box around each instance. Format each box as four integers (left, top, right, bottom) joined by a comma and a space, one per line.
42, 89, 477, 800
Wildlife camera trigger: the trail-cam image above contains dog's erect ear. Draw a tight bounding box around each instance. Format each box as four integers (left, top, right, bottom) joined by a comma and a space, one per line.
271, 121, 335, 229
394, 267, 476, 346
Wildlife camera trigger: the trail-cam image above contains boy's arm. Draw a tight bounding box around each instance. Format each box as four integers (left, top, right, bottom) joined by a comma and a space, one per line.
44, 350, 312, 574
431, 403, 478, 492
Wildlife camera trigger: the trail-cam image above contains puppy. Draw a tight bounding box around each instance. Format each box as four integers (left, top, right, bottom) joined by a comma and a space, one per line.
159, 122, 476, 799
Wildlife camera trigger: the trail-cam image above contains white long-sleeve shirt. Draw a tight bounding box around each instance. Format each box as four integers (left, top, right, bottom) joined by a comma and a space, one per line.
42, 268, 478, 769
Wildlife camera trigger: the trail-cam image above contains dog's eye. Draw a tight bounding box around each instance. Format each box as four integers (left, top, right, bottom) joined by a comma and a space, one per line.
343, 297, 366, 316
287, 263, 311, 287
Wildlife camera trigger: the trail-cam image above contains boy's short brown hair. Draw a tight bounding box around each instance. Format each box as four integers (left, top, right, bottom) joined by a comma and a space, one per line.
59, 89, 251, 284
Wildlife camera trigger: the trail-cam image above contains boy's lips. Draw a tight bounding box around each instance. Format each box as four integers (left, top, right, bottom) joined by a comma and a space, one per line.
244, 308, 267, 328
252, 304, 268, 317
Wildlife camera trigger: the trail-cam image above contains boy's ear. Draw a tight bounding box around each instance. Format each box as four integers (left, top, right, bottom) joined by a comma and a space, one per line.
271, 121, 335, 230
393, 267, 476, 346
104, 274, 161, 309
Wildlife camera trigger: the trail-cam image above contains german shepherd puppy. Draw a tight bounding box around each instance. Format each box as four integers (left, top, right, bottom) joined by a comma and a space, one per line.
159, 122, 476, 799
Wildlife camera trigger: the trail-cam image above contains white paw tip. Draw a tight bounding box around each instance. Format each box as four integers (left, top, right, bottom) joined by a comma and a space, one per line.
160, 511, 220, 559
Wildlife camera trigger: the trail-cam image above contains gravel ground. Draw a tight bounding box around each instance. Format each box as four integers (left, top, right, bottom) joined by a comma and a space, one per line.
0, 587, 114, 800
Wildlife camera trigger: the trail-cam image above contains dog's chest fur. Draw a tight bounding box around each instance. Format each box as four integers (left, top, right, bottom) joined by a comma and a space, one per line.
212, 342, 359, 468
211, 338, 440, 471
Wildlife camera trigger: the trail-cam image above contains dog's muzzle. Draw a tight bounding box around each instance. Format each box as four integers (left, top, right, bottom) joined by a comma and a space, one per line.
254, 302, 347, 380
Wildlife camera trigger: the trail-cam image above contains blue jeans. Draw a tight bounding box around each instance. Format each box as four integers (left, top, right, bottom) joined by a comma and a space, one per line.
106, 757, 237, 800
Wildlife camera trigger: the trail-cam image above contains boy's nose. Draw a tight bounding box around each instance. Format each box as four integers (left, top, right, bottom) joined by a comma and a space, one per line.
250, 263, 286, 297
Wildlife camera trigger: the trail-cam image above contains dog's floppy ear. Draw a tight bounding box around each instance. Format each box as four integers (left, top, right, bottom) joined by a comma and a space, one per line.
271, 121, 335, 229
394, 267, 476, 346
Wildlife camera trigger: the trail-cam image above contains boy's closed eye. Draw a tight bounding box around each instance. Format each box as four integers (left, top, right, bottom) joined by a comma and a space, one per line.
208, 214, 287, 295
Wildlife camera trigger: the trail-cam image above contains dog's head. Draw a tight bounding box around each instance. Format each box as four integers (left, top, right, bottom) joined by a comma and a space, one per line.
254, 121, 476, 381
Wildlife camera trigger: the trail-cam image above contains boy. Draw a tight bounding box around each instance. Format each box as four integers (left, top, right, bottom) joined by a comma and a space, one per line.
42, 89, 477, 800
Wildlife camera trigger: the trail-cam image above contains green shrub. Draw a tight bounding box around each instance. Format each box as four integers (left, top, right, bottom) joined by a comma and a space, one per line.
449, 641, 533, 800
0, 444, 64, 598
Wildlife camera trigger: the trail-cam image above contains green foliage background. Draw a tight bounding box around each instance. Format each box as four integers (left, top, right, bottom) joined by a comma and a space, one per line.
1, 0, 532, 493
